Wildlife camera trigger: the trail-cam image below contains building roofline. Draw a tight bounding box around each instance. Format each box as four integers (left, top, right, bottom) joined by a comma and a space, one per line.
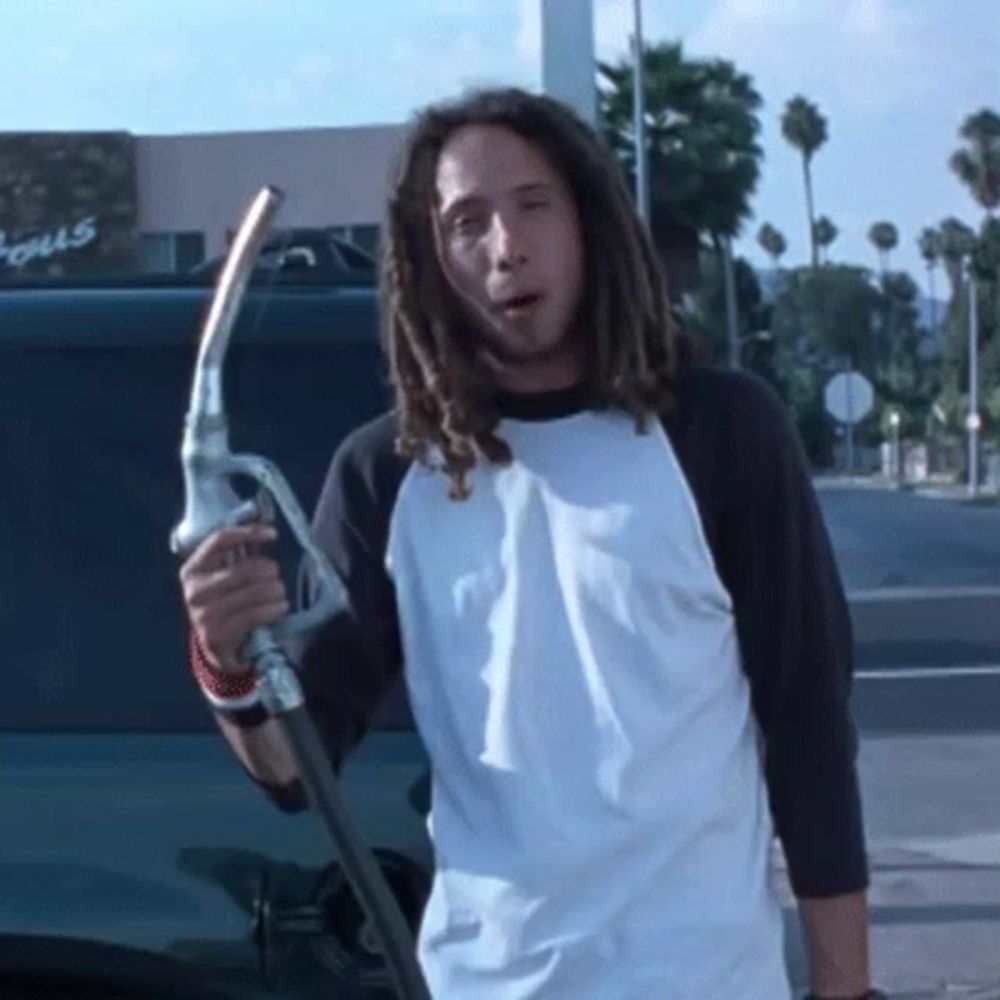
135, 122, 407, 141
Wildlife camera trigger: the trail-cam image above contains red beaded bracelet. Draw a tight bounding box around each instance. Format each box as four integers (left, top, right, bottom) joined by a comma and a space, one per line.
188, 629, 258, 700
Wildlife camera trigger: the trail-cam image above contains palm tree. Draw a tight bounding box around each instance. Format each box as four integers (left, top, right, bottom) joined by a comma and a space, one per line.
756, 223, 787, 268
949, 108, 1000, 219
867, 222, 899, 390
918, 227, 942, 334
868, 221, 899, 279
881, 271, 921, 393
781, 95, 828, 269
599, 41, 764, 369
813, 216, 838, 265
951, 109, 1000, 364
938, 216, 977, 298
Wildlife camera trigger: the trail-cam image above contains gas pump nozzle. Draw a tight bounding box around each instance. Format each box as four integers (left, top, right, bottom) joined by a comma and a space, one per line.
170, 186, 430, 1000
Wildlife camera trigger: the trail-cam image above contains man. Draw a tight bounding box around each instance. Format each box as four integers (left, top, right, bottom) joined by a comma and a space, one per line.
181, 88, 877, 999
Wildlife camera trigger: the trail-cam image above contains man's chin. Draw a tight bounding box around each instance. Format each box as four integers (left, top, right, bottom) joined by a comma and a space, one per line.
481, 340, 563, 371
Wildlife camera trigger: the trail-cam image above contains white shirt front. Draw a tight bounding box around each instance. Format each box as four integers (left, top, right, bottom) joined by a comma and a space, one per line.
386, 409, 791, 999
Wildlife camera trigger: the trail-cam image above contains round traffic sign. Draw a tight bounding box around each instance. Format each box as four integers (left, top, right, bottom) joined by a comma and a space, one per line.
824, 372, 874, 424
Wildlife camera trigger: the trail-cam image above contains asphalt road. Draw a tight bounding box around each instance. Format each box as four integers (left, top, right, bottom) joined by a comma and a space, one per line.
819, 483, 1000, 736
777, 482, 1000, 999
818, 481, 1000, 594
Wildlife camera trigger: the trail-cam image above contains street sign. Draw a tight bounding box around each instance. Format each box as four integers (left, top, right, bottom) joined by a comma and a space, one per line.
825, 371, 874, 424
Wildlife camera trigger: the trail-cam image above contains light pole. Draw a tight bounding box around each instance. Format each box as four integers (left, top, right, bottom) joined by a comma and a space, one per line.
967, 266, 980, 497
888, 410, 901, 486
967, 411, 982, 497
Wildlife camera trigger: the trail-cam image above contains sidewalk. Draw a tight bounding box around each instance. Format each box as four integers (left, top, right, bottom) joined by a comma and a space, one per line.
773, 734, 1000, 998
814, 473, 1000, 505
775, 849, 1000, 999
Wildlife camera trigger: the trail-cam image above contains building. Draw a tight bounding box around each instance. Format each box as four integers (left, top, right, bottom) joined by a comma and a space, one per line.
0, 120, 700, 295
136, 124, 404, 270
0, 125, 406, 281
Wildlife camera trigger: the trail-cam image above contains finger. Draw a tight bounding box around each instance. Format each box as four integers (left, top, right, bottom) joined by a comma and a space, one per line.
185, 558, 281, 608
184, 524, 278, 575
184, 556, 281, 596
196, 578, 289, 627
229, 578, 289, 613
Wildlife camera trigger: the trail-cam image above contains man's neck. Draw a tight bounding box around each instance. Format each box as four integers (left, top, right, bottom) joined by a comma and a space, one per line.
483, 348, 586, 395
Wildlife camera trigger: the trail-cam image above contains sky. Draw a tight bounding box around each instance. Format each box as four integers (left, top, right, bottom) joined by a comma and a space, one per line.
2, 0, 997, 283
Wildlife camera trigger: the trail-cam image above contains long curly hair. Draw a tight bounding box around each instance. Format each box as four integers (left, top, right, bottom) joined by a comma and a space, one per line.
380, 86, 702, 500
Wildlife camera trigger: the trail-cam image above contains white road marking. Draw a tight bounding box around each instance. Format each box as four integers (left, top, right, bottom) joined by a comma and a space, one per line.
849, 586, 1000, 602
856, 665, 1000, 680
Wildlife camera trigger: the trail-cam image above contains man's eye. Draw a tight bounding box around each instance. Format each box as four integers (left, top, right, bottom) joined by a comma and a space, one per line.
522, 200, 549, 211
454, 214, 485, 234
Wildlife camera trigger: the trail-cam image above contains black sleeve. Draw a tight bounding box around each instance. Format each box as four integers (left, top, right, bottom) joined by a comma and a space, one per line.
265, 415, 407, 814
718, 373, 869, 898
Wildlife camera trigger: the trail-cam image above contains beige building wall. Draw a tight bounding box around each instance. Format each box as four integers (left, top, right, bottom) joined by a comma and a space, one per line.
134, 123, 406, 257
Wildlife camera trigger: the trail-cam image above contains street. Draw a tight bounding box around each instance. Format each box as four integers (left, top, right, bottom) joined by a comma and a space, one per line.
777, 481, 1000, 999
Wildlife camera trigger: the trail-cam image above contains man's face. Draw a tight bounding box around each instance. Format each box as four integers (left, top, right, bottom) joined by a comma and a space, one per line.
433, 124, 586, 389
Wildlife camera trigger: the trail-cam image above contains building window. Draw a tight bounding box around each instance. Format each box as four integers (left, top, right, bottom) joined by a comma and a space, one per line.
347, 224, 380, 256
336, 239, 377, 271
329, 223, 380, 257
140, 231, 205, 273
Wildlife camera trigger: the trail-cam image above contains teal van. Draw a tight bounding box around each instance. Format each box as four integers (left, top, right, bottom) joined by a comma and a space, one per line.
0, 279, 431, 999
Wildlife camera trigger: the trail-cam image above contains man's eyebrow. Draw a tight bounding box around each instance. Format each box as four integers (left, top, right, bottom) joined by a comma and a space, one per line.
512, 181, 554, 197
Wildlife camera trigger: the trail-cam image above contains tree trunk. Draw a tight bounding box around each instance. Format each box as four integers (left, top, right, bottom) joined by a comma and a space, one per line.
928, 264, 938, 335
717, 233, 740, 369
943, 256, 961, 299
803, 155, 818, 270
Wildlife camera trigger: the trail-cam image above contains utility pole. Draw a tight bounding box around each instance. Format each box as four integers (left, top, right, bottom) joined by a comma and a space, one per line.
631, 0, 650, 226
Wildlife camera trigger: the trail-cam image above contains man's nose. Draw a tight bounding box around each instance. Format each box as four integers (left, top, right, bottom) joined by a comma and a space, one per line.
490, 213, 527, 272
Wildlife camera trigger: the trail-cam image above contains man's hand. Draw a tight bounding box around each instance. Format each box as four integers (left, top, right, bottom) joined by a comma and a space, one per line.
798, 889, 871, 997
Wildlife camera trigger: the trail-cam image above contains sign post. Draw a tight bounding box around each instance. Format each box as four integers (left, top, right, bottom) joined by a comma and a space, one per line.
825, 367, 874, 478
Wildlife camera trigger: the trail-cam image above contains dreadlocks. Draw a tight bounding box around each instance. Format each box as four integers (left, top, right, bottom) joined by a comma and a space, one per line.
380, 86, 702, 501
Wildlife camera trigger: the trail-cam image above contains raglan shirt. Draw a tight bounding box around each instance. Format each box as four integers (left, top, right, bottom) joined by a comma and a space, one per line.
219, 361, 869, 999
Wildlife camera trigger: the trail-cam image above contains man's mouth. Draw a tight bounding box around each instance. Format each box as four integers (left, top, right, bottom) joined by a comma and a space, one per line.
493, 292, 544, 316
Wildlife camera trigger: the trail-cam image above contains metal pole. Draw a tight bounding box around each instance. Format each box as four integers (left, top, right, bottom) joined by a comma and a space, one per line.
969, 270, 979, 497
631, 0, 650, 225
893, 421, 901, 485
